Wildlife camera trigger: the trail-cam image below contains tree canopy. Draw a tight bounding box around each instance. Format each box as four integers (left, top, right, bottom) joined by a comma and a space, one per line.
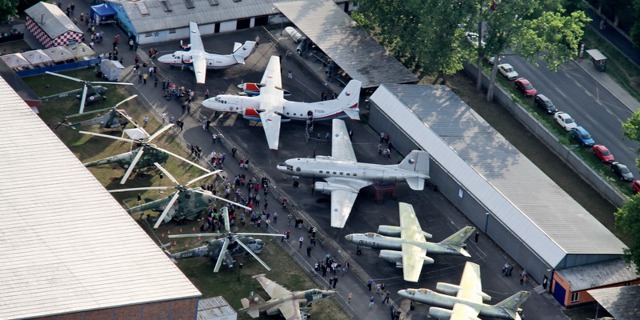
614, 194, 640, 274
0, 0, 18, 22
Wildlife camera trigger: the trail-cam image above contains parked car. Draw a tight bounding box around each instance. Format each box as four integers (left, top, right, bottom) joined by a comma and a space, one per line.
498, 63, 519, 80
611, 162, 634, 181
514, 78, 537, 97
464, 32, 485, 48
534, 94, 558, 114
593, 145, 614, 163
633, 180, 640, 193
554, 112, 578, 131
570, 126, 595, 147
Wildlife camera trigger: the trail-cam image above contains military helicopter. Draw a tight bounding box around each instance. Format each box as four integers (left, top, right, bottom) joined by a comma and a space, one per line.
168, 236, 265, 271
110, 163, 251, 227
55, 94, 138, 130
81, 124, 209, 184
169, 207, 284, 272
43, 71, 133, 114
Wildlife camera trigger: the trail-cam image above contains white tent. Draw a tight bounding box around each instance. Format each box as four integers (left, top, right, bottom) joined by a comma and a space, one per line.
23, 49, 54, 67
44, 46, 74, 63
66, 42, 96, 59
0, 53, 31, 70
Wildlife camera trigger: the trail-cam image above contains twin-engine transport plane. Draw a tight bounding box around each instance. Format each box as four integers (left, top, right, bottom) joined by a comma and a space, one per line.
345, 202, 475, 282
277, 119, 429, 228
157, 22, 256, 84
202, 56, 361, 150
241, 274, 336, 320
398, 262, 529, 320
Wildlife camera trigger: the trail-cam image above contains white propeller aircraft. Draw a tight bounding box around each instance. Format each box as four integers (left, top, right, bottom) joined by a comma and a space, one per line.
157, 22, 256, 84
240, 274, 336, 320
398, 262, 530, 320
202, 56, 361, 150
277, 119, 430, 228
345, 202, 475, 282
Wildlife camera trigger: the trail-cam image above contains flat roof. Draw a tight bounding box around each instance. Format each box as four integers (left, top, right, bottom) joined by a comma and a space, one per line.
370, 84, 626, 268
0, 76, 200, 319
276, 0, 418, 88
588, 285, 640, 319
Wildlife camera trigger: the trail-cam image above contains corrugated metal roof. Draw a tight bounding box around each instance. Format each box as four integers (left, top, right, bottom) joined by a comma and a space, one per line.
370, 84, 626, 267
588, 285, 640, 319
117, 0, 300, 34
276, 0, 418, 88
559, 259, 637, 291
0, 76, 200, 319
197, 296, 237, 319
25, 2, 83, 39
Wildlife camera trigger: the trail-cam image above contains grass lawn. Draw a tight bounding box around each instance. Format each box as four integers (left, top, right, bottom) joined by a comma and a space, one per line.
26, 69, 350, 320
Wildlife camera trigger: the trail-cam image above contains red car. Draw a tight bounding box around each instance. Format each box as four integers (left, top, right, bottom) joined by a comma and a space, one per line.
593, 144, 614, 163
633, 180, 640, 193
514, 78, 537, 97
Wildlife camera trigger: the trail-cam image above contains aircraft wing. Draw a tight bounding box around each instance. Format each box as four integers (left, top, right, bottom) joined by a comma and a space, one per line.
259, 111, 282, 150
331, 119, 356, 162
278, 301, 302, 320
260, 56, 282, 94
325, 178, 372, 228
399, 202, 428, 282
457, 262, 484, 305
189, 22, 204, 52
450, 303, 481, 320
255, 274, 291, 299
192, 53, 207, 84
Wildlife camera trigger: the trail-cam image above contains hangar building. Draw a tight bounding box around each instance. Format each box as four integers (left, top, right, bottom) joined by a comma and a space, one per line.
368, 84, 637, 307
0, 76, 201, 319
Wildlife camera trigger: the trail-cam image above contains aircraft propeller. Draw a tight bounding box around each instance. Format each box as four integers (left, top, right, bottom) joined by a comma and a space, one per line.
45, 71, 134, 114
169, 207, 284, 272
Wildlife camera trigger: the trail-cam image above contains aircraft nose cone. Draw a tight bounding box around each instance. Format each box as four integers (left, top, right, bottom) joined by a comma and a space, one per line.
345, 234, 353, 242
157, 54, 172, 64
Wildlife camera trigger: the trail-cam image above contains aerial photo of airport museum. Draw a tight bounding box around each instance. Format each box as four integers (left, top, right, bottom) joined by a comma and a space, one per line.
1, 0, 639, 319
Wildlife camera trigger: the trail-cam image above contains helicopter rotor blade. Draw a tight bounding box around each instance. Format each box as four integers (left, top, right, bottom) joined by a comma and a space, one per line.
213, 237, 230, 273
154, 147, 210, 173
113, 94, 138, 108
237, 239, 271, 271
90, 81, 134, 86
154, 192, 180, 229
120, 148, 145, 184
147, 124, 174, 142
45, 71, 84, 82
79, 83, 89, 114
192, 189, 251, 210
236, 233, 285, 238
186, 170, 222, 186
153, 162, 180, 186
222, 207, 230, 233
66, 106, 112, 118
108, 186, 171, 193
168, 233, 223, 239
79, 130, 134, 143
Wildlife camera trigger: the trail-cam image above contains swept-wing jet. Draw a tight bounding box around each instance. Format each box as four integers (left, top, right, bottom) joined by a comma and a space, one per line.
277, 119, 429, 228
240, 274, 335, 320
345, 202, 474, 282
157, 22, 256, 84
398, 262, 529, 320
202, 56, 361, 150
168, 236, 264, 271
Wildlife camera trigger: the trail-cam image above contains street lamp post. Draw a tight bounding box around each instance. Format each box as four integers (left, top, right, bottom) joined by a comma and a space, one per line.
484, 212, 490, 233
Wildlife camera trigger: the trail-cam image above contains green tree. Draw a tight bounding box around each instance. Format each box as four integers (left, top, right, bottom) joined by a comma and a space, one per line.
0, 0, 18, 22
614, 195, 640, 274
352, 0, 477, 82
478, 1, 589, 100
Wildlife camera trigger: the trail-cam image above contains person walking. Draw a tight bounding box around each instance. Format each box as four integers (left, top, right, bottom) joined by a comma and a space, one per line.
306, 245, 312, 257
332, 276, 338, 288
287, 70, 292, 79
348, 292, 352, 304
367, 278, 373, 291
368, 296, 375, 309
298, 236, 304, 249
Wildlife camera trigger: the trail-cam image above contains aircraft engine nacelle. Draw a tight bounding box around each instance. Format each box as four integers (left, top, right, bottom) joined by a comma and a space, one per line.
314, 181, 341, 195
379, 250, 402, 263
378, 225, 402, 236
243, 108, 261, 119
436, 282, 491, 302
429, 307, 453, 320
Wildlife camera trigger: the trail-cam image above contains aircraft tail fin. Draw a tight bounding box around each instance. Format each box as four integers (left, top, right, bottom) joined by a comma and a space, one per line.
240, 293, 266, 318
233, 40, 257, 63
330, 80, 361, 120
439, 226, 476, 257
496, 291, 530, 318
397, 151, 429, 190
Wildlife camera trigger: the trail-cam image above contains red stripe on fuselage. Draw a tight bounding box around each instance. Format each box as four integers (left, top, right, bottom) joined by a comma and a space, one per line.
244, 108, 260, 118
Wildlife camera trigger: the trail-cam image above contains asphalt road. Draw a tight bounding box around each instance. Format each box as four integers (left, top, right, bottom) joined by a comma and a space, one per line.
141, 28, 569, 319
500, 55, 640, 179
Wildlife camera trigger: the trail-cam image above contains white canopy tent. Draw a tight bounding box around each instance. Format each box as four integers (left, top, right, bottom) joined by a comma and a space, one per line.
66, 42, 96, 59
44, 46, 75, 63
23, 49, 54, 67
0, 53, 31, 70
